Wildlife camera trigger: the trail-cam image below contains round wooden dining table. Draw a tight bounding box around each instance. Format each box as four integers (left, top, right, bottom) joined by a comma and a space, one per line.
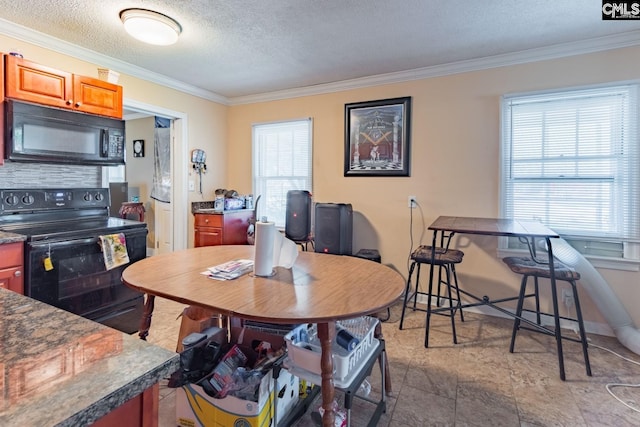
122, 245, 404, 427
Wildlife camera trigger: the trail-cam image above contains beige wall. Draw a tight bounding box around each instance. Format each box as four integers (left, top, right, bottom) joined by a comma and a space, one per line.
228, 46, 640, 330
2, 33, 638, 331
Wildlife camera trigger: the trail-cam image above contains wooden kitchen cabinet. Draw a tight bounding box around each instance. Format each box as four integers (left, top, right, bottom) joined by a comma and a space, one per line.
0, 242, 24, 294
5, 55, 123, 118
0, 54, 4, 165
91, 384, 158, 427
194, 210, 255, 247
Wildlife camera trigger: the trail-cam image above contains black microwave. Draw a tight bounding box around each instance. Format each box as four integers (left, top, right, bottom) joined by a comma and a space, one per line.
5, 100, 125, 166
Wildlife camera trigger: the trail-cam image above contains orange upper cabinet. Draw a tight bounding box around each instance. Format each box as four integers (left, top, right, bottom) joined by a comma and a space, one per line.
73, 75, 123, 119
5, 55, 123, 119
5, 55, 73, 109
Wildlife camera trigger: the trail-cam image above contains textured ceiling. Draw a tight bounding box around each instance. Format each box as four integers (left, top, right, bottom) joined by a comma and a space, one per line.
0, 1, 638, 102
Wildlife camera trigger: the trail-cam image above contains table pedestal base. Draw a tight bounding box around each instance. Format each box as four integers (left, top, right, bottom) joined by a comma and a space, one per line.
138, 294, 155, 341
318, 322, 336, 427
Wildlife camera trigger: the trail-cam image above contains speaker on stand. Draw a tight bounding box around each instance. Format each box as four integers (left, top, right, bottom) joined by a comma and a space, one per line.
285, 190, 313, 250
314, 203, 353, 255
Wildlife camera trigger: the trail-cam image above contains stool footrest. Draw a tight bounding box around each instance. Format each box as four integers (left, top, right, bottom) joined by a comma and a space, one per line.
516, 325, 589, 346
402, 290, 463, 318
519, 308, 582, 324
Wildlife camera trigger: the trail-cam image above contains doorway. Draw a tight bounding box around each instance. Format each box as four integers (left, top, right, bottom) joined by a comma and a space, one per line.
122, 99, 189, 253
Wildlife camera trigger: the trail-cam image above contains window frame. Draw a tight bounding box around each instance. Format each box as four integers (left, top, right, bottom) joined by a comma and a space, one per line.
499, 82, 640, 270
252, 118, 313, 229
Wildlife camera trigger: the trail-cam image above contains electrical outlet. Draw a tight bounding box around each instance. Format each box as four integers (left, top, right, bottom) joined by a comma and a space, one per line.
188, 180, 195, 192
408, 195, 417, 208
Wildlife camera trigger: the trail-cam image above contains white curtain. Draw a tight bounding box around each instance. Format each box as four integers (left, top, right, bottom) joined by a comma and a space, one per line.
151, 116, 171, 203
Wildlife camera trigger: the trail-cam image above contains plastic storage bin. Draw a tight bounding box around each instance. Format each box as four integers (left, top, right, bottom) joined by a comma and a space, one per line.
284, 316, 378, 380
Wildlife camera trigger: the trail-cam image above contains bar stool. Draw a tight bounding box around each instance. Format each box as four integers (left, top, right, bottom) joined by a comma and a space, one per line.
294, 235, 315, 251
399, 232, 465, 347
502, 256, 591, 380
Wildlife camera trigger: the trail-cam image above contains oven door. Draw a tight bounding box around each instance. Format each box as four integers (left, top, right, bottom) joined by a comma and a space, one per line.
26, 228, 147, 334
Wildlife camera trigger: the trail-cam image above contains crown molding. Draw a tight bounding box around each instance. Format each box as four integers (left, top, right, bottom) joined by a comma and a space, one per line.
1, 17, 638, 107
0, 18, 229, 105
228, 30, 640, 105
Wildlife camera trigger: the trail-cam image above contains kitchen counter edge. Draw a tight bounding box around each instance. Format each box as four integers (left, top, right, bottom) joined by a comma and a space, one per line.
0, 289, 180, 426
0, 231, 27, 244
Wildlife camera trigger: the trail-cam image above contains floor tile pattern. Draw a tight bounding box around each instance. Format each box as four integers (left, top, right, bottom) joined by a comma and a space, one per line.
146, 298, 640, 426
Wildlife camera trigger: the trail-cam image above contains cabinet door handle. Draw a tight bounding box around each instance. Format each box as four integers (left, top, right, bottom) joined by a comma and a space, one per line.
14, 270, 21, 277
205, 219, 209, 223
66, 99, 73, 105
75, 102, 82, 108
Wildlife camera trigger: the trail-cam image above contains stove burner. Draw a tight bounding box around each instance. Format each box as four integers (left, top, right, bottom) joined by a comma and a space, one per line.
2, 217, 146, 242
0, 188, 146, 239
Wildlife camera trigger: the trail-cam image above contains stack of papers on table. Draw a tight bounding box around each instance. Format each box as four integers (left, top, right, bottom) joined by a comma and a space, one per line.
204, 259, 254, 280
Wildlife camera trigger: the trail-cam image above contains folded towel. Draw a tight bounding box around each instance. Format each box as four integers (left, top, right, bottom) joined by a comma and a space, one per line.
99, 233, 130, 271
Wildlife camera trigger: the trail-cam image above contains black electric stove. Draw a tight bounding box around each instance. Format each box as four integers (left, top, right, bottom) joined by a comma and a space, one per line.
0, 188, 148, 334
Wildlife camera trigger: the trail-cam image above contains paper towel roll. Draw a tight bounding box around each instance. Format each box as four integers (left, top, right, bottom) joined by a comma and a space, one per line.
253, 220, 299, 276
254, 220, 275, 276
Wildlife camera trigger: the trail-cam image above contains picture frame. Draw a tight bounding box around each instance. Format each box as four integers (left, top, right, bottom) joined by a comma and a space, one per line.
133, 139, 145, 158
344, 96, 411, 177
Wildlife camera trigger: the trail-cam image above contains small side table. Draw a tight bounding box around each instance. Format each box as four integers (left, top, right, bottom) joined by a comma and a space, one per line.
119, 202, 145, 222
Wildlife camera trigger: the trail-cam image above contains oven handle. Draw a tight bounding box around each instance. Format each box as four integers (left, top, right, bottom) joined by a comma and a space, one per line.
29, 236, 101, 250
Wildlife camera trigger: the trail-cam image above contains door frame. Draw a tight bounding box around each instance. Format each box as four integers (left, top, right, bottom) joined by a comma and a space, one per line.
123, 98, 188, 251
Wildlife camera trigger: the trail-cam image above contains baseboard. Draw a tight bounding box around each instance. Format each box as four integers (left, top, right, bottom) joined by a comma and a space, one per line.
415, 294, 615, 337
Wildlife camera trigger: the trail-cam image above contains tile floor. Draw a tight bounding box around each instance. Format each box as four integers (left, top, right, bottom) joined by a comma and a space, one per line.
146, 298, 640, 426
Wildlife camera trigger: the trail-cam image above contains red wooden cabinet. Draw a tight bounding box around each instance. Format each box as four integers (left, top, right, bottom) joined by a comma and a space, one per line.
194, 210, 255, 247
91, 384, 159, 427
0, 242, 24, 294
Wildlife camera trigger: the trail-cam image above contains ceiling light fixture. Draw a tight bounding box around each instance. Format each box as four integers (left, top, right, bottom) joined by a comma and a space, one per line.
119, 8, 182, 46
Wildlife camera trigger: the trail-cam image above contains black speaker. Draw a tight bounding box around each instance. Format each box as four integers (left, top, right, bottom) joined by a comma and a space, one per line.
285, 190, 312, 241
314, 203, 353, 255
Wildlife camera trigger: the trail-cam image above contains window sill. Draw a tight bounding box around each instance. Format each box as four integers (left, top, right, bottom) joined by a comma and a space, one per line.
497, 248, 640, 272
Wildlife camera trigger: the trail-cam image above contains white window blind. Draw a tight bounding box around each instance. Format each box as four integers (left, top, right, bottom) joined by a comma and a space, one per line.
501, 84, 640, 260
252, 119, 312, 228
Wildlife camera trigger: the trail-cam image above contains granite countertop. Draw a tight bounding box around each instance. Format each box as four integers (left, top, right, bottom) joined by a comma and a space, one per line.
191, 200, 216, 213
193, 207, 223, 214
0, 231, 26, 244
191, 201, 255, 215
0, 289, 180, 426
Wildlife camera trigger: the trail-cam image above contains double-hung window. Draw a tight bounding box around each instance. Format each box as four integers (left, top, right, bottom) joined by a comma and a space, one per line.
500, 83, 640, 266
252, 119, 313, 228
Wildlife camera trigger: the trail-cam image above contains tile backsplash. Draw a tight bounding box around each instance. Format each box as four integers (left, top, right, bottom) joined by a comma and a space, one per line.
0, 162, 101, 188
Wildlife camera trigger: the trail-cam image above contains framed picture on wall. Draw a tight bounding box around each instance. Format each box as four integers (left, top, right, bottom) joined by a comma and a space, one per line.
344, 96, 411, 177
133, 139, 145, 158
